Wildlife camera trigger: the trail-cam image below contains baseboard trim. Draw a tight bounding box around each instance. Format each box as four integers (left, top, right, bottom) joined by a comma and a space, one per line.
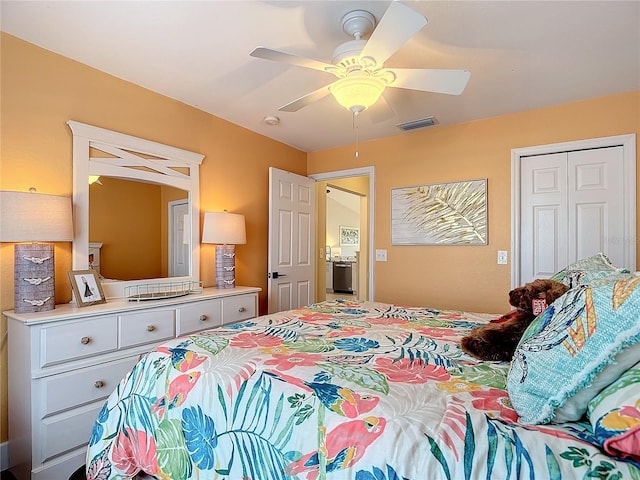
1, 441, 8, 471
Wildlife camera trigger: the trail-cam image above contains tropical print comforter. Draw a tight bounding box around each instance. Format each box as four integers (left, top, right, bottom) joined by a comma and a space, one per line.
86, 299, 640, 480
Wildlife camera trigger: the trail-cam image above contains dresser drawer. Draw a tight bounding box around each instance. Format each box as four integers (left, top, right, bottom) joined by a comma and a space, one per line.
118, 309, 175, 348
40, 316, 118, 368
41, 356, 138, 417
177, 299, 222, 336
39, 401, 103, 464
222, 294, 256, 324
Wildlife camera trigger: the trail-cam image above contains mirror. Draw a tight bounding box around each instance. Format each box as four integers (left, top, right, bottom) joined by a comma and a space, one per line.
68, 121, 204, 299
89, 177, 189, 281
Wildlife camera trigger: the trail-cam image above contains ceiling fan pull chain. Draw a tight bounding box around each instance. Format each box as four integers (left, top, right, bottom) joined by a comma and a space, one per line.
353, 111, 359, 158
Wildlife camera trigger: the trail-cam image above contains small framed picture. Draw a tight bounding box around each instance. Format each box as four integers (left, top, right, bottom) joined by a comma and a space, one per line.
339, 226, 360, 246
68, 270, 106, 307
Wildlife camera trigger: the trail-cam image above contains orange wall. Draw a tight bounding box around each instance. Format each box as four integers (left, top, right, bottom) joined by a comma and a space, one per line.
309, 90, 640, 314
0, 33, 306, 444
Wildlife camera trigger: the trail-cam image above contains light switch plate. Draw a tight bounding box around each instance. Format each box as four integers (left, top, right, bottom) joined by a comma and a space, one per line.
376, 249, 387, 262
497, 250, 508, 265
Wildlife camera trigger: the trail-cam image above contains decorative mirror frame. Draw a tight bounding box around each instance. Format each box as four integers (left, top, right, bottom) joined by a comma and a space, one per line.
68, 121, 205, 298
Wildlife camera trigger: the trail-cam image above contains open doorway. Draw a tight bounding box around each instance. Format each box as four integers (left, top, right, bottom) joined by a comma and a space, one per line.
311, 168, 373, 303
325, 185, 363, 300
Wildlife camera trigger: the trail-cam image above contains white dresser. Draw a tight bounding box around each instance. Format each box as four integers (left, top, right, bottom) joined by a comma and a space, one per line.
5, 286, 261, 480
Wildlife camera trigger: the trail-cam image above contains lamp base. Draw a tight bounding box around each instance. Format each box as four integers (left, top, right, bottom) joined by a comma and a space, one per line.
14, 243, 55, 314
215, 244, 236, 289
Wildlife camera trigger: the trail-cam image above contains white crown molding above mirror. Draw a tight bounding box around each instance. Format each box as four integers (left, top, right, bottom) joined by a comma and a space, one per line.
67, 121, 204, 299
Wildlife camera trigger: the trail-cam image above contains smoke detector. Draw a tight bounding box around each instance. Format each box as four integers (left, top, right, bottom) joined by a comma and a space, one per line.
263, 116, 280, 126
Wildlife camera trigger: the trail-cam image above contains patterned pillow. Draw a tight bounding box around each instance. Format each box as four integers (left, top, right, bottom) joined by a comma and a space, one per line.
587, 361, 640, 461
550, 252, 629, 288
506, 275, 640, 425
553, 342, 640, 423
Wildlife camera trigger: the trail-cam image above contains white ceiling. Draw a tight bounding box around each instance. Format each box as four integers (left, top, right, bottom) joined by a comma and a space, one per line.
2, 1, 639, 153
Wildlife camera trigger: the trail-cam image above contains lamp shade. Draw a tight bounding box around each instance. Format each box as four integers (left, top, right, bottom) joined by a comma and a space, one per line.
0, 190, 73, 242
202, 212, 246, 245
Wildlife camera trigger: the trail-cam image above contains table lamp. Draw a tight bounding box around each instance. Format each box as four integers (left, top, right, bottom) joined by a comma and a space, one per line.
202, 211, 246, 289
0, 189, 74, 313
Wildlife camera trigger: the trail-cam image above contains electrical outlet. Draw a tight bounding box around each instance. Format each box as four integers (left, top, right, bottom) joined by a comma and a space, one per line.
375, 249, 387, 262
497, 250, 508, 265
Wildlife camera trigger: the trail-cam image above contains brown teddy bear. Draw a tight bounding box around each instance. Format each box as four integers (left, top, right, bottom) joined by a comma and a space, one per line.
461, 279, 569, 361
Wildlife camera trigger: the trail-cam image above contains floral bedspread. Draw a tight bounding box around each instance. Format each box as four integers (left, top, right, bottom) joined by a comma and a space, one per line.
86, 299, 640, 480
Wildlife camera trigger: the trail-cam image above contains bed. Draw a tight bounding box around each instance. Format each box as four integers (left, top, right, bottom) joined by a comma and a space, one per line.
85, 290, 640, 479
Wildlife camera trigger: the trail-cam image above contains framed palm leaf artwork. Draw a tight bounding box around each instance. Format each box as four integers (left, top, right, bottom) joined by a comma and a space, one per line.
391, 179, 487, 245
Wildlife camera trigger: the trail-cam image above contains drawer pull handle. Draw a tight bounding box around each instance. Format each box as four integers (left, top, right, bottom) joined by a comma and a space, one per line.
94, 380, 105, 389
80, 336, 91, 345
200, 315, 208, 322
238, 307, 246, 313
146, 325, 156, 332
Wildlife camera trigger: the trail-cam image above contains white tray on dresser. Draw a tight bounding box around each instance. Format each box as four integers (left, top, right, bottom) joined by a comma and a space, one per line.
5, 286, 261, 480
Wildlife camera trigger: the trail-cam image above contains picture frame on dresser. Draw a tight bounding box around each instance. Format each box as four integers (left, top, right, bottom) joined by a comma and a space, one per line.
68, 269, 106, 307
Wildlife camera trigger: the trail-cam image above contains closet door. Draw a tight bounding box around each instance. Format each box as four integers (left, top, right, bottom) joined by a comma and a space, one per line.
521, 152, 569, 282
568, 147, 624, 265
520, 146, 625, 284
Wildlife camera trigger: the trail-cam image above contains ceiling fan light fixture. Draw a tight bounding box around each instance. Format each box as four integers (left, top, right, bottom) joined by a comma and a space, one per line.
329, 76, 385, 113
251, 2, 466, 117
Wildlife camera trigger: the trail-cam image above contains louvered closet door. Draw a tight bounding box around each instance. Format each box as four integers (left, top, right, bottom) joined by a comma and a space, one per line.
520, 146, 625, 284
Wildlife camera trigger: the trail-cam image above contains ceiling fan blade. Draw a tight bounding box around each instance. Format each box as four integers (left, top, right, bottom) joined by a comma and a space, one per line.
387, 68, 472, 95
358, 2, 427, 66
278, 84, 332, 112
250, 47, 334, 73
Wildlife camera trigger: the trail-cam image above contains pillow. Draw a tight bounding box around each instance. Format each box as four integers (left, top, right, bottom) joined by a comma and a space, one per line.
506, 275, 640, 425
553, 342, 640, 423
587, 361, 640, 461
550, 252, 629, 288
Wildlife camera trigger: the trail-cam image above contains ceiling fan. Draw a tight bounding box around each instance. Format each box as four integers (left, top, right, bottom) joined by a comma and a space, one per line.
250, 1, 471, 115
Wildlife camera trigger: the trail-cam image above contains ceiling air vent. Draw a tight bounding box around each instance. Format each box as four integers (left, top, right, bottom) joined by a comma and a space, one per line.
397, 116, 439, 131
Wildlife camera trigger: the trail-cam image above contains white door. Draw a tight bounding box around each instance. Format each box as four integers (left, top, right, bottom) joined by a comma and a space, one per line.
268, 167, 316, 313
520, 146, 625, 283
169, 200, 190, 277
521, 153, 569, 281
569, 148, 624, 264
